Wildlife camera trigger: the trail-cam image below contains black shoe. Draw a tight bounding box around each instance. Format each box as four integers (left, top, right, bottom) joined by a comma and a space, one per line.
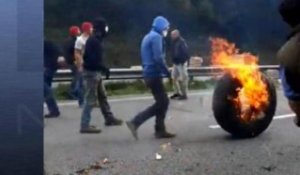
294, 116, 300, 127
170, 93, 180, 99
155, 131, 176, 139
80, 126, 102, 134
44, 113, 60, 118
176, 95, 188, 100
105, 118, 123, 126
126, 121, 138, 140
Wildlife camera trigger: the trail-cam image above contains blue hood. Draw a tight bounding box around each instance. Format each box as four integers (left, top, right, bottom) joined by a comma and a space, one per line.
152, 16, 170, 33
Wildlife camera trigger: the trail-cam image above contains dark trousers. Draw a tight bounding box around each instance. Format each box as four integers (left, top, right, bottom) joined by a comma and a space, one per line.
80, 71, 115, 128
44, 68, 60, 115
131, 77, 169, 131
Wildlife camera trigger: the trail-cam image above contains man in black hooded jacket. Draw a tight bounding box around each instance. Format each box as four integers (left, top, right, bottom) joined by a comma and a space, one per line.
80, 17, 123, 134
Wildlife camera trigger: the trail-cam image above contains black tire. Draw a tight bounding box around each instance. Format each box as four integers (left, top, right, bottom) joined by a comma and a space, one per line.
212, 73, 277, 138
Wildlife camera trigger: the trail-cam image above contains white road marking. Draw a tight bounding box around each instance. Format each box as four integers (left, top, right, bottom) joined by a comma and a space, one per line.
208, 113, 296, 129
50, 91, 213, 107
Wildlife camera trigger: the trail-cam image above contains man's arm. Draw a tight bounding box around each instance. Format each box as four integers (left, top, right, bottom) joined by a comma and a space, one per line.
74, 39, 83, 71
179, 39, 190, 63
152, 35, 171, 77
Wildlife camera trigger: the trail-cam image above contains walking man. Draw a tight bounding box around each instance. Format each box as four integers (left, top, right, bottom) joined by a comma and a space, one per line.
169, 29, 190, 100
126, 16, 176, 139
74, 22, 93, 107
63, 26, 83, 105
44, 40, 61, 118
80, 17, 123, 134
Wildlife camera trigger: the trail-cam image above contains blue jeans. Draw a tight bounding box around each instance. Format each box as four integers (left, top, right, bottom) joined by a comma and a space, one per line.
80, 70, 115, 128
280, 67, 300, 101
44, 69, 60, 116
70, 65, 84, 106
131, 77, 169, 131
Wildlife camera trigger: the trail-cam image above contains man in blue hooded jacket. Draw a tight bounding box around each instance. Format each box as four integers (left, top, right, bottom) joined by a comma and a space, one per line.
126, 16, 176, 139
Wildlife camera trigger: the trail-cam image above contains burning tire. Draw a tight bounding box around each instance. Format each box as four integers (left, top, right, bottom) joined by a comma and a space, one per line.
212, 73, 277, 138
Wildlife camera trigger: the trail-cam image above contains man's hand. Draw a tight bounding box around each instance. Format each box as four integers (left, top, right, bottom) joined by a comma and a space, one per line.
105, 68, 110, 79
101, 67, 110, 79
77, 65, 83, 73
168, 77, 173, 86
57, 56, 66, 67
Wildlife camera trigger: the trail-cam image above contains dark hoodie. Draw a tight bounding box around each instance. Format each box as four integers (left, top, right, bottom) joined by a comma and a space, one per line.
44, 40, 61, 70
83, 18, 109, 73
171, 37, 190, 65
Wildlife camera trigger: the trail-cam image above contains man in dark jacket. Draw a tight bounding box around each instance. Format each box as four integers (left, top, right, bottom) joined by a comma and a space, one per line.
44, 40, 61, 118
63, 26, 83, 106
126, 16, 176, 140
80, 17, 123, 134
169, 29, 190, 100
278, 0, 300, 127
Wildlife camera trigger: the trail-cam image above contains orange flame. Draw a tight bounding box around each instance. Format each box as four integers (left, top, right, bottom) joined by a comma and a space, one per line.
210, 37, 269, 121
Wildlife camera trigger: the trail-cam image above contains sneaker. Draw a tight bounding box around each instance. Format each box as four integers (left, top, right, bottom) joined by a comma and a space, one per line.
105, 118, 123, 126
155, 131, 176, 139
176, 95, 188, 100
44, 113, 60, 118
80, 126, 102, 134
170, 93, 180, 99
126, 121, 138, 140
294, 116, 300, 127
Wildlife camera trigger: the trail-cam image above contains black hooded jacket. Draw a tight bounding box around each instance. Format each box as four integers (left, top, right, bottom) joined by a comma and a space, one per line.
44, 40, 61, 70
83, 18, 108, 73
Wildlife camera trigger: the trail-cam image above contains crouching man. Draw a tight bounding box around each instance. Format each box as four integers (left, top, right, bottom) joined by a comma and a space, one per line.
278, 0, 300, 127
126, 16, 176, 139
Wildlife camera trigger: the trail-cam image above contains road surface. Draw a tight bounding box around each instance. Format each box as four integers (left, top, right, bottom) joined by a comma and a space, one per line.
45, 90, 300, 175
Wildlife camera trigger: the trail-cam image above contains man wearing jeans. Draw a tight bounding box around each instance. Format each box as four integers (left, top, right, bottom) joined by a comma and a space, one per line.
44, 40, 61, 118
169, 29, 190, 100
63, 26, 82, 105
80, 17, 123, 134
126, 16, 176, 140
74, 22, 93, 107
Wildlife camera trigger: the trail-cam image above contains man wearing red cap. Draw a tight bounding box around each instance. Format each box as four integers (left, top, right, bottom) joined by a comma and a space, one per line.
63, 26, 82, 106
73, 22, 93, 107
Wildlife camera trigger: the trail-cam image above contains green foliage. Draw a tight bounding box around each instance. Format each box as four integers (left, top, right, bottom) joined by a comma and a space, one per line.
45, 0, 286, 67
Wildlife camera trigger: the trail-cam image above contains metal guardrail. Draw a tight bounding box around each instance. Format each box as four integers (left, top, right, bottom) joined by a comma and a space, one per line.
53, 65, 280, 82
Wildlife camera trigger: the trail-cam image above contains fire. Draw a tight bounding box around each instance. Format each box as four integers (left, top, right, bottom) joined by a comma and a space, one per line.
210, 37, 269, 122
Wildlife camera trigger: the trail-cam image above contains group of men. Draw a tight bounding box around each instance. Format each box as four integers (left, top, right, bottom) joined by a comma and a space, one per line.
44, 16, 191, 139
44, 0, 300, 141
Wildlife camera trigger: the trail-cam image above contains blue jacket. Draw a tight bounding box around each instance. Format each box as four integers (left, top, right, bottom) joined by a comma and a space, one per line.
141, 16, 171, 78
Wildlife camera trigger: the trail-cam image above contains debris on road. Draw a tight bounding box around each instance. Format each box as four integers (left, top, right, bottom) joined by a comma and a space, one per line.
102, 158, 109, 164
160, 142, 171, 150
75, 158, 115, 174
175, 148, 182, 153
260, 165, 277, 172
155, 153, 162, 160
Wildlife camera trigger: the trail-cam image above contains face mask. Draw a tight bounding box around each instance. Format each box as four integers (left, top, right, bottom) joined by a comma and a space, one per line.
105, 26, 109, 33
162, 30, 168, 37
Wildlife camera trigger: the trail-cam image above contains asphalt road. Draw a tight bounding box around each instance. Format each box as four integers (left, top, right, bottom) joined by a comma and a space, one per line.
44, 90, 300, 175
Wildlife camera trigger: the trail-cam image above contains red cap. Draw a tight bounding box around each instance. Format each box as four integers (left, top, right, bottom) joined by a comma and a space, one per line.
81, 22, 93, 33
69, 26, 81, 37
